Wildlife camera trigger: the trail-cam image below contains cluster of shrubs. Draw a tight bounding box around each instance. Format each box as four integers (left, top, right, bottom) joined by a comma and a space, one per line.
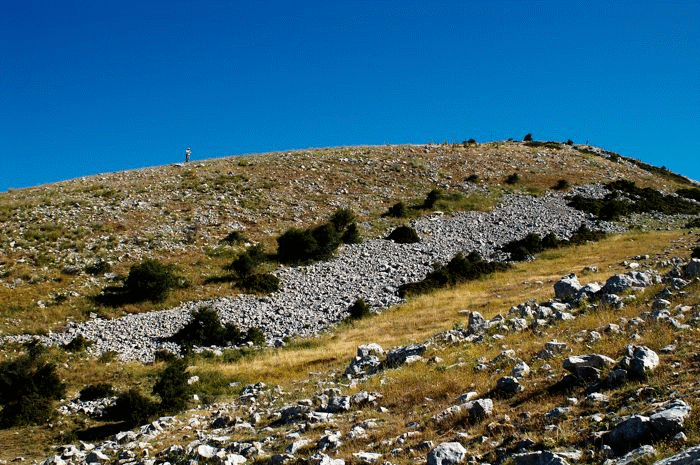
277, 208, 361, 264
348, 298, 371, 320
224, 244, 279, 294
384, 189, 463, 218
567, 180, 700, 221
95, 258, 183, 306
398, 252, 510, 297
170, 306, 266, 350
0, 343, 65, 428
104, 358, 191, 426
386, 225, 420, 244
498, 225, 606, 261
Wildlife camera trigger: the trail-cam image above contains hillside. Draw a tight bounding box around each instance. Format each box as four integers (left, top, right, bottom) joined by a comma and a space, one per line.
1, 140, 699, 465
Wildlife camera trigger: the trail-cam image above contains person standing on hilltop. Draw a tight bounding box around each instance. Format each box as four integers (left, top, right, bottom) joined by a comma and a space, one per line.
185, 146, 191, 163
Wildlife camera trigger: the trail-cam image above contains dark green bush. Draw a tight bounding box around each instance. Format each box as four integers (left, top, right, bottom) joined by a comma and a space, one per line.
171, 306, 262, 348
523, 133, 533, 142
277, 208, 359, 264
245, 327, 266, 346
692, 246, 700, 259
341, 223, 362, 244
124, 258, 178, 302
329, 208, 356, 231
466, 174, 479, 183
239, 273, 280, 294
677, 188, 700, 202
226, 244, 267, 278
686, 218, 700, 229
0, 344, 66, 427
349, 298, 371, 319
566, 139, 574, 146
553, 179, 570, 190
152, 359, 190, 413
385, 202, 407, 218
505, 173, 519, 185
568, 180, 700, 221
422, 189, 443, 209
79, 383, 114, 401
105, 389, 158, 426
220, 230, 248, 245
63, 335, 94, 352
398, 252, 510, 297
386, 225, 420, 244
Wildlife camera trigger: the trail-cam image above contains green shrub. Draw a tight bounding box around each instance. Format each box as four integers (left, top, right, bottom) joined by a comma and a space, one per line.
349, 298, 371, 319
385, 202, 407, 218
0, 344, 66, 427
220, 230, 248, 245
245, 327, 266, 346
422, 189, 443, 209
329, 208, 356, 231
566, 139, 574, 145
105, 389, 158, 426
677, 188, 700, 202
553, 179, 570, 190
226, 244, 267, 278
505, 173, 519, 185
124, 258, 178, 302
686, 218, 700, 229
523, 133, 533, 142
277, 208, 359, 264
171, 306, 262, 348
692, 247, 700, 259
341, 223, 362, 244
79, 383, 114, 401
152, 359, 190, 413
63, 335, 93, 352
239, 273, 280, 294
386, 225, 420, 244
466, 174, 479, 183
399, 252, 510, 297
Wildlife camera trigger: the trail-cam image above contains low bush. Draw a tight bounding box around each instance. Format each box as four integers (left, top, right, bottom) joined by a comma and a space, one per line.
553, 179, 570, 190
386, 225, 420, 244
422, 189, 443, 209
466, 174, 479, 183
79, 383, 114, 401
226, 244, 267, 279
277, 208, 360, 264
95, 258, 181, 306
385, 202, 407, 218
220, 230, 248, 245
170, 306, 264, 348
505, 173, 519, 185
692, 247, 700, 259
686, 218, 700, 229
105, 389, 158, 426
0, 343, 66, 427
349, 298, 371, 319
523, 133, 533, 141
398, 252, 510, 297
152, 359, 190, 414
568, 180, 700, 221
63, 334, 94, 352
245, 327, 266, 346
499, 226, 605, 262
341, 223, 362, 244
677, 188, 700, 202
239, 273, 280, 294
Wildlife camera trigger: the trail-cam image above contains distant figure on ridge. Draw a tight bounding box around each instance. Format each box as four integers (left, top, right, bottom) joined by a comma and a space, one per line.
185, 146, 191, 163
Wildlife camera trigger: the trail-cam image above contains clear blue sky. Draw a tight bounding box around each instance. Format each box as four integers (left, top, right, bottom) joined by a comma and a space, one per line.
1, 1, 699, 192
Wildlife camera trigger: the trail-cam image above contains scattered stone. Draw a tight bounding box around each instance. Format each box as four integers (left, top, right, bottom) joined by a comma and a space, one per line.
496, 376, 523, 397
427, 442, 467, 465
554, 274, 582, 300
